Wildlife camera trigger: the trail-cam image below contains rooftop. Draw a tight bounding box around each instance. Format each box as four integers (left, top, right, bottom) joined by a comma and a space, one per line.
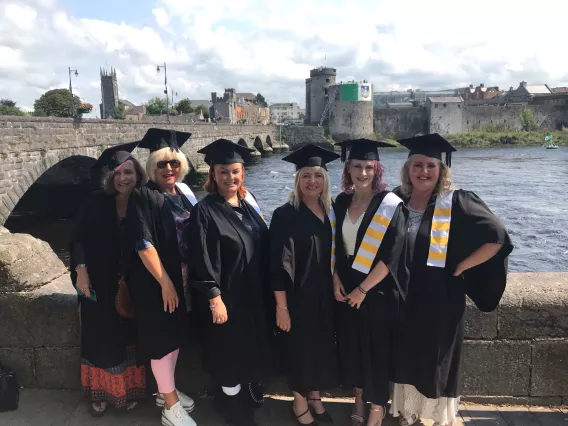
428, 96, 463, 103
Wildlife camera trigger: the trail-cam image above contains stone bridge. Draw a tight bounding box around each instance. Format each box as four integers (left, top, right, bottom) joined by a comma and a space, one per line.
0, 116, 287, 225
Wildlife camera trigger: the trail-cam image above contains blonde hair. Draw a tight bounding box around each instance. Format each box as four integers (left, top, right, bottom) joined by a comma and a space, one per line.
399, 157, 453, 198
146, 147, 190, 183
288, 166, 332, 213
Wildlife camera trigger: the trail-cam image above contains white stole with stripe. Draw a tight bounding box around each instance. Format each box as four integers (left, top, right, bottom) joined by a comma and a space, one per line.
244, 191, 265, 222
328, 206, 336, 275
175, 182, 198, 206
352, 192, 403, 274
427, 189, 455, 268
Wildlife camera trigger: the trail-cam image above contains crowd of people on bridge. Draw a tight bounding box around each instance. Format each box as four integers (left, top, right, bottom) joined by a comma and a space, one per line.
69, 127, 513, 426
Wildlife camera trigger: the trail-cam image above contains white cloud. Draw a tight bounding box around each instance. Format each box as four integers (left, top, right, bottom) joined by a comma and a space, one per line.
1, 0, 568, 115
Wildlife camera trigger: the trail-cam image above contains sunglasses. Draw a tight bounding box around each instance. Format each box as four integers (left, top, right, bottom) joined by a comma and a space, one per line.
156, 160, 181, 169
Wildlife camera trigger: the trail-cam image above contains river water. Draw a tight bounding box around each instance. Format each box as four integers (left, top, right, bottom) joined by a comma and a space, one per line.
9, 146, 568, 272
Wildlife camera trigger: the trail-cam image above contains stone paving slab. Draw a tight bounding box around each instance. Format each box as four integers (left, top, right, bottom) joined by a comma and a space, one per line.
0, 390, 567, 426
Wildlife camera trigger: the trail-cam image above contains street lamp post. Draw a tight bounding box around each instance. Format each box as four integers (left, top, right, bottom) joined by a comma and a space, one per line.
68, 66, 78, 117
156, 62, 169, 123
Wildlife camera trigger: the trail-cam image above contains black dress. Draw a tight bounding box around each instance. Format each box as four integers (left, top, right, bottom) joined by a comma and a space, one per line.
125, 182, 192, 361
334, 191, 407, 406
186, 192, 273, 387
269, 202, 339, 395
69, 190, 145, 406
392, 189, 514, 400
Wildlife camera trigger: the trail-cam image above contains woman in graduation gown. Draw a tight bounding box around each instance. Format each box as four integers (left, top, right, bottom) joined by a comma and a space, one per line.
332, 139, 408, 426
127, 128, 198, 426
70, 142, 147, 417
186, 138, 272, 426
389, 133, 514, 426
269, 144, 341, 425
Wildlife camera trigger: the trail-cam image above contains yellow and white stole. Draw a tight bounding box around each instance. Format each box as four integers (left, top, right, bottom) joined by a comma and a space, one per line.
244, 191, 265, 222
328, 206, 336, 275
352, 192, 403, 274
427, 189, 455, 268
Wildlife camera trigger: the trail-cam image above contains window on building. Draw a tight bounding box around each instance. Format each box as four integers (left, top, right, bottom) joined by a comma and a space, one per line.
434, 104, 438, 108
326, 78, 330, 83
443, 103, 447, 108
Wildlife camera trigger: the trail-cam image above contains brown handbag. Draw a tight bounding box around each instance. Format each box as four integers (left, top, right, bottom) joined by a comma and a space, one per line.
115, 275, 135, 318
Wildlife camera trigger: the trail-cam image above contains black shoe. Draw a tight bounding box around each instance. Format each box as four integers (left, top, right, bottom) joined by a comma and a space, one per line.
291, 405, 318, 425
308, 398, 333, 423
223, 392, 259, 426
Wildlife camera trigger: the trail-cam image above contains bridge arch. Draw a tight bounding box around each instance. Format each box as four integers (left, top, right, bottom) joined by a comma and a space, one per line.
265, 135, 273, 147
253, 136, 263, 152
237, 138, 249, 148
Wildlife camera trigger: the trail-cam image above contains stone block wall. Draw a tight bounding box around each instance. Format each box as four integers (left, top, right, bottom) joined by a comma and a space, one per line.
329, 101, 374, 141
0, 228, 567, 402
374, 107, 428, 138
281, 125, 333, 150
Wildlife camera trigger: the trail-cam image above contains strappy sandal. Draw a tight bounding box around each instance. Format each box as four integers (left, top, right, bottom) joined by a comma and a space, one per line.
351, 389, 365, 426
291, 405, 318, 425
307, 397, 332, 423
399, 414, 419, 425
368, 405, 386, 426
88, 401, 108, 417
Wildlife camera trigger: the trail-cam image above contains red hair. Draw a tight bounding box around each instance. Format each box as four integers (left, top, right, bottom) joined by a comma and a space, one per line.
203, 164, 248, 198
340, 160, 387, 194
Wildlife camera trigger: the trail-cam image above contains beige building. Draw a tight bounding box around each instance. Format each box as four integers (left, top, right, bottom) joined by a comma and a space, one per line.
269, 102, 304, 123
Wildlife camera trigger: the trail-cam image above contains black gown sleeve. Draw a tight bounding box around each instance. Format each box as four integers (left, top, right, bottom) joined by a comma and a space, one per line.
69, 194, 98, 286
375, 202, 408, 298
269, 206, 295, 292
126, 187, 157, 251
186, 203, 222, 299
456, 190, 514, 312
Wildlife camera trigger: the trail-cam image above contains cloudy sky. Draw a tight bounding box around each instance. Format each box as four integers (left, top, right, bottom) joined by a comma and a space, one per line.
1, 0, 568, 116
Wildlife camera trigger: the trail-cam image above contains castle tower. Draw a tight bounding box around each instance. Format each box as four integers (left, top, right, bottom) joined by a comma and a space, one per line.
307, 67, 336, 125
100, 67, 118, 119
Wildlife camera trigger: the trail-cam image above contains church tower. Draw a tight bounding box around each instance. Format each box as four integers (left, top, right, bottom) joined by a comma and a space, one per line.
100, 67, 118, 119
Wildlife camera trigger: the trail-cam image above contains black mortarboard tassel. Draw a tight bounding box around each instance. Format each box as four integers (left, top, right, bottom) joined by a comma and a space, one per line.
197, 138, 256, 166
282, 143, 340, 171
334, 139, 396, 163
397, 133, 457, 167
138, 128, 192, 153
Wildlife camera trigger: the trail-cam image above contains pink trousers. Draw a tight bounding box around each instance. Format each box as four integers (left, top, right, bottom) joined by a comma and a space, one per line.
150, 349, 179, 394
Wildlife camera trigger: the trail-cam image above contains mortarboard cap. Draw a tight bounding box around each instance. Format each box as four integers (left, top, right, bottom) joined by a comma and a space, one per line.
334, 139, 396, 163
138, 128, 192, 153
92, 141, 139, 172
197, 138, 256, 166
282, 143, 340, 171
397, 133, 457, 167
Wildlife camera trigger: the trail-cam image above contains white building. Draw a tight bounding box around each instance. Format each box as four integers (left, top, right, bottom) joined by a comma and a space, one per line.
269, 102, 304, 123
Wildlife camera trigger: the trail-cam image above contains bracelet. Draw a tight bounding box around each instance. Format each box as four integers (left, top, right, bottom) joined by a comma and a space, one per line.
276, 306, 288, 311
357, 285, 368, 295
75, 264, 87, 271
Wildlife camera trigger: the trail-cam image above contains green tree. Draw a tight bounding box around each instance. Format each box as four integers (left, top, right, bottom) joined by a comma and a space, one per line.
0, 99, 24, 116
194, 104, 209, 117
254, 93, 267, 107
175, 98, 193, 114
520, 107, 538, 131
113, 103, 126, 119
145, 97, 168, 115
33, 89, 81, 117
0, 99, 17, 108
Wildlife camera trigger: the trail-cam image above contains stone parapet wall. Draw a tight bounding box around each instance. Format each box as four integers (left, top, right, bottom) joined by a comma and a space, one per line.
0, 228, 566, 402
281, 125, 333, 150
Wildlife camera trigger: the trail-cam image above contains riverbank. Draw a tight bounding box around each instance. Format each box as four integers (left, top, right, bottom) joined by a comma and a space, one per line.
378, 131, 568, 148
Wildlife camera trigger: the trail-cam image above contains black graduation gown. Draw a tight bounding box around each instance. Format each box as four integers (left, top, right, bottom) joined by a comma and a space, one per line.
334, 191, 408, 406
69, 190, 137, 369
393, 189, 514, 399
269, 202, 339, 394
125, 182, 190, 361
186, 192, 272, 387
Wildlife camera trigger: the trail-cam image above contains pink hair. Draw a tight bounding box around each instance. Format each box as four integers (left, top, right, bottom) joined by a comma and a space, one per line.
340, 160, 387, 194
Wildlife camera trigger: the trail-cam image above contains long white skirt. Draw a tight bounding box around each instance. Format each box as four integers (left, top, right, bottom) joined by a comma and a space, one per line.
389, 383, 460, 425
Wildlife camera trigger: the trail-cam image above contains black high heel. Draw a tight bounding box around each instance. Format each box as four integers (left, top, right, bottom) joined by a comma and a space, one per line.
291, 405, 318, 425
307, 398, 333, 423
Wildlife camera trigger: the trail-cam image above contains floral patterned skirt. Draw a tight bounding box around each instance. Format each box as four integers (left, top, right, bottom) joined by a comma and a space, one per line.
81, 345, 146, 408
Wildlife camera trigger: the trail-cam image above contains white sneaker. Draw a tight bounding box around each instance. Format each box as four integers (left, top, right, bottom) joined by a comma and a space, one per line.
161, 401, 197, 426
157, 390, 195, 413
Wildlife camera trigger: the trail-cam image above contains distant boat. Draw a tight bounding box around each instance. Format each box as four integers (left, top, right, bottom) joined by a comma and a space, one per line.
543, 134, 559, 149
